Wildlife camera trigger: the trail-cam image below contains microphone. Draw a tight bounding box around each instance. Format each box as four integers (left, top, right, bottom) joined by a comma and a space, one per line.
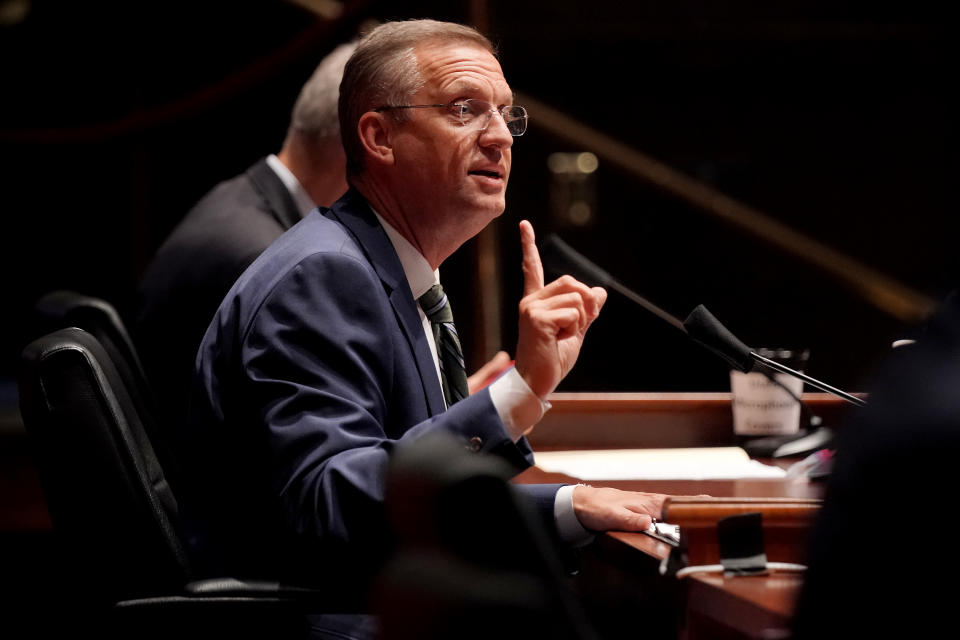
683, 305, 866, 407
682, 304, 863, 458
682, 305, 754, 373
542, 234, 866, 458
543, 233, 864, 407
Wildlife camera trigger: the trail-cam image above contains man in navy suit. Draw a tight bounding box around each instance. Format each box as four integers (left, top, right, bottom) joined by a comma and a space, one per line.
138, 38, 510, 436
184, 19, 666, 639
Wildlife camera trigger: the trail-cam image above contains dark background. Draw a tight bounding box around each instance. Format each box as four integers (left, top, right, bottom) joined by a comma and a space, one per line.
2, 0, 957, 400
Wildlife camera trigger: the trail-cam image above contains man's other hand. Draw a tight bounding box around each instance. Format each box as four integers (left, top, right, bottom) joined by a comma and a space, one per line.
572, 486, 667, 532
467, 350, 513, 394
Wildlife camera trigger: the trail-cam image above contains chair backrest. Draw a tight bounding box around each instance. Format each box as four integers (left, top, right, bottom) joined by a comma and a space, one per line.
34, 290, 153, 410
19, 327, 191, 604
32, 290, 182, 488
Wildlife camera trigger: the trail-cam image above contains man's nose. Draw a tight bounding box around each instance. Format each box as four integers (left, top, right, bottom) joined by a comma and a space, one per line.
479, 110, 514, 148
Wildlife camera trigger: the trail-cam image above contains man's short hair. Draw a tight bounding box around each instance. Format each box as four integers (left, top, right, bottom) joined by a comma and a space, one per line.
338, 19, 496, 179
288, 41, 358, 142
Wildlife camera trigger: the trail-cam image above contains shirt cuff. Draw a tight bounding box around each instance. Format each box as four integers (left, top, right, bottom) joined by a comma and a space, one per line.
488, 366, 551, 441
554, 484, 595, 547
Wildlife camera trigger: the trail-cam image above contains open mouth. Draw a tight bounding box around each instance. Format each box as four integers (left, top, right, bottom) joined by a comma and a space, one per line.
469, 169, 502, 179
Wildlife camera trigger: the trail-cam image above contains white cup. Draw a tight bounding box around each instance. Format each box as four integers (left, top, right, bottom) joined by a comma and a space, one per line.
730, 348, 808, 437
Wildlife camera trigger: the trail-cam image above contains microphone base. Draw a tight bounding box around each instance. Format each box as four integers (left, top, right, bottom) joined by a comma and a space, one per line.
740, 427, 836, 458
740, 431, 811, 457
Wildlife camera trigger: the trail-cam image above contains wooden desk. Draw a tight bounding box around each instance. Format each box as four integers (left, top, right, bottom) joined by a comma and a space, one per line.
530, 391, 855, 451
518, 466, 818, 639
518, 392, 849, 639
683, 571, 803, 640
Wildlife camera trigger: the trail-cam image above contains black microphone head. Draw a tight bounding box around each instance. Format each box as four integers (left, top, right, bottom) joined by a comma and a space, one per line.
541, 234, 613, 288
683, 304, 755, 373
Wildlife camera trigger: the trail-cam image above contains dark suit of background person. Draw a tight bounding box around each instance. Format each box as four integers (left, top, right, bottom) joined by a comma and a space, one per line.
792, 291, 960, 638
135, 43, 355, 433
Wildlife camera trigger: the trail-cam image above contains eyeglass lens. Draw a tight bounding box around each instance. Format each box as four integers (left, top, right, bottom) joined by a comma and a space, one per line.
461, 99, 527, 136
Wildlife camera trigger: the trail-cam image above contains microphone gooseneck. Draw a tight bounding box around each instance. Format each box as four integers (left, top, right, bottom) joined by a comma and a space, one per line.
542, 233, 866, 409
750, 352, 866, 407
542, 235, 685, 332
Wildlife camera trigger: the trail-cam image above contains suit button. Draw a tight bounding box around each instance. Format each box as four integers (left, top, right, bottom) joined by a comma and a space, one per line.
468, 436, 483, 453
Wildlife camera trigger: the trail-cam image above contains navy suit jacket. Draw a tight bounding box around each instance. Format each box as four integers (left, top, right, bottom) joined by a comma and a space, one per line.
182, 188, 562, 592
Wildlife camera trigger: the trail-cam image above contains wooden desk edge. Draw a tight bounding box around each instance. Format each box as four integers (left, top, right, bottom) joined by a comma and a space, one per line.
531, 392, 859, 450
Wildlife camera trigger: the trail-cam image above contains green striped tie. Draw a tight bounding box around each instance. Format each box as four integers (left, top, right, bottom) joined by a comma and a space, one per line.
418, 284, 469, 407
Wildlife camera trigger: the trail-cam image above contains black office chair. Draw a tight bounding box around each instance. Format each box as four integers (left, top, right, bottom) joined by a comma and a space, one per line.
19, 327, 319, 638
31, 289, 183, 491
376, 433, 599, 640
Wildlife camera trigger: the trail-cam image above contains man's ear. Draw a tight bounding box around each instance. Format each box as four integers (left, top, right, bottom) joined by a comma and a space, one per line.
357, 111, 395, 167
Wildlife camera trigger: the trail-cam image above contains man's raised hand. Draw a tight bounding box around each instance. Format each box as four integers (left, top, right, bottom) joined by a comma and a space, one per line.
514, 220, 607, 398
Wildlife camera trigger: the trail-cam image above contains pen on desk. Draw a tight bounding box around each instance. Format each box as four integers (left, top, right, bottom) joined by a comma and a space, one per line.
786, 448, 834, 478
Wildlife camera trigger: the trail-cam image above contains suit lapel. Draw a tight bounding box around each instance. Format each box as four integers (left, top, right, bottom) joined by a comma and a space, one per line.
246, 157, 303, 231
327, 189, 447, 416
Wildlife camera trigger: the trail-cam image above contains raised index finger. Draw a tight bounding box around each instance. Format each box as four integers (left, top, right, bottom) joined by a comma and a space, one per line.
520, 220, 545, 296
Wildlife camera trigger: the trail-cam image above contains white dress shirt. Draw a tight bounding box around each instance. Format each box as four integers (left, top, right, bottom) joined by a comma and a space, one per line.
265, 154, 315, 217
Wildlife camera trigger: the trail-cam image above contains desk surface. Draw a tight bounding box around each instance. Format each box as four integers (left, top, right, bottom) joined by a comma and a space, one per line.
517, 464, 823, 501
684, 572, 803, 639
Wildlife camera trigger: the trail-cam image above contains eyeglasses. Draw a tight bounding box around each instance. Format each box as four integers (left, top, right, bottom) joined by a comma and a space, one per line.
374, 99, 528, 136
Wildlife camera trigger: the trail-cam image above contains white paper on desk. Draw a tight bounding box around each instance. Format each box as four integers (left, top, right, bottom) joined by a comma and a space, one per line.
533, 447, 786, 480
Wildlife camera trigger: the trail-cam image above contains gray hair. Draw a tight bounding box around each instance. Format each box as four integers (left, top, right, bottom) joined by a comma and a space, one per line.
338, 19, 496, 178
288, 41, 358, 141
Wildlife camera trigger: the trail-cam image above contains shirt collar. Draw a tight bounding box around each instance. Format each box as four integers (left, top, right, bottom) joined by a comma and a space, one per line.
265, 154, 315, 217
370, 209, 439, 300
